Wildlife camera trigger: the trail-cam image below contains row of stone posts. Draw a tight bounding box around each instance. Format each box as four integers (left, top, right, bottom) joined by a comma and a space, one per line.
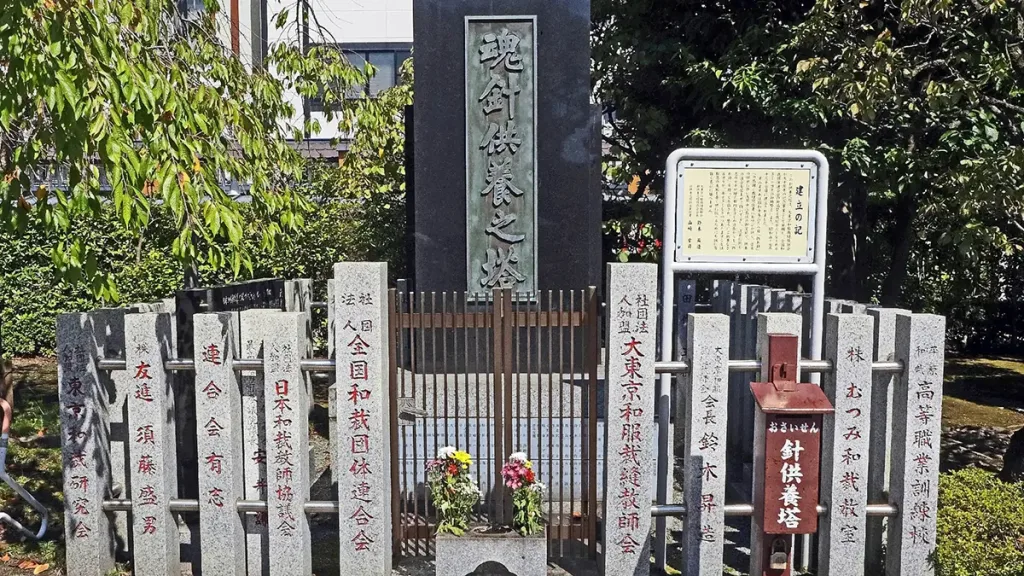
58, 261, 945, 576
58, 263, 392, 576
604, 265, 945, 576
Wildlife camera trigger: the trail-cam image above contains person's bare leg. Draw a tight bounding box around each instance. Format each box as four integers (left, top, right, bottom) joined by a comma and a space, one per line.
0, 359, 12, 419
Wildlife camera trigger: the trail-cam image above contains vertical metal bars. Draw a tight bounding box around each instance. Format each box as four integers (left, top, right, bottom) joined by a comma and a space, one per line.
387, 289, 599, 559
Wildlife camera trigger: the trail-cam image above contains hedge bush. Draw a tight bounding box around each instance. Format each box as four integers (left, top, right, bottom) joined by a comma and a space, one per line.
0, 180, 405, 357
936, 467, 1024, 576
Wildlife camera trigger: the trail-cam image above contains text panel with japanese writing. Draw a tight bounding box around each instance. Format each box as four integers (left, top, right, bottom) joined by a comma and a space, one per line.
674, 161, 817, 263
466, 17, 537, 294
763, 414, 822, 534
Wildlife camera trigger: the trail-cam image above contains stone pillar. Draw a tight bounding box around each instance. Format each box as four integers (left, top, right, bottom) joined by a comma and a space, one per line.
681, 314, 729, 576
284, 279, 312, 313
864, 307, 908, 571
124, 313, 178, 576
673, 278, 697, 361
672, 277, 697, 518
327, 280, 339, 486
749, 312, 802, 576
886, 314, 944, 576
193, 313, 246, 575
742, 287, 771, 465
58, 311, 123, 575
725, 282, 744, 459
334, 263, 392, 575
239, 309, 276, 576
786, 292, 812, 358
263, 311, 312, 576
103, 307, 133, 558
818, 314, 873, 575
841, 302, 867, 315
602, 263, 657, 576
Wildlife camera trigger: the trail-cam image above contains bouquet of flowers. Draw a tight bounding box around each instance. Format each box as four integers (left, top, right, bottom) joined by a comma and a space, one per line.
500, 452, 545, 536
426, 446, 481, 535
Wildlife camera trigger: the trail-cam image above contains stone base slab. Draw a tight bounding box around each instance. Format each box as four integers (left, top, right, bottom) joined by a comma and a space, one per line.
434, 527, 547, 576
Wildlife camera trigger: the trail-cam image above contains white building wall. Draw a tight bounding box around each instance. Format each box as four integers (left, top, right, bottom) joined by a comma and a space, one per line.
315, 0, 413, 43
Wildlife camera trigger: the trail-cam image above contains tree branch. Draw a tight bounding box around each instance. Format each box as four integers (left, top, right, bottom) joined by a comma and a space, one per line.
910, 59, 948, 77
981, 95, 1024, 115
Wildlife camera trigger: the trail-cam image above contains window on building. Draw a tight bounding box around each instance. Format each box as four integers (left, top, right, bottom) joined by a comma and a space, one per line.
309, 47, 411, 112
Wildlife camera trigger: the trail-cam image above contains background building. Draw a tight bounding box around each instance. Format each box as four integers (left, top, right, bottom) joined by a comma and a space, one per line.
250, 0, 414, 159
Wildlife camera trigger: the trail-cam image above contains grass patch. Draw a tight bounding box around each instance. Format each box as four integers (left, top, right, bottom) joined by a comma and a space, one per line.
944, 357, 1024, 429
0, 359, 65, 571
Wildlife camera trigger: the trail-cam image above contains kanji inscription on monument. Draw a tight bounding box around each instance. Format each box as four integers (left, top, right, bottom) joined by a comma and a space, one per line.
763, 415, 822, 534
602, 263, 657, 576
466, 16, 537, 294
675, 163, 816, 263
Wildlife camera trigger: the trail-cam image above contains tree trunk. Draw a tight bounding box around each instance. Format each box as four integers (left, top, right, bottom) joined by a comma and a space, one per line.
828, 184, 867, 301
881, 196, 918, 306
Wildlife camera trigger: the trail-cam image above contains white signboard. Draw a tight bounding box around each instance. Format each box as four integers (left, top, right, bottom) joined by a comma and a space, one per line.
673, 160, 819, 264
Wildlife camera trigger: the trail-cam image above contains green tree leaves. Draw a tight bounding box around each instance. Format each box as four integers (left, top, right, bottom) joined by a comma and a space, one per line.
593, 0, 1024, 308
0, 0, 362, 300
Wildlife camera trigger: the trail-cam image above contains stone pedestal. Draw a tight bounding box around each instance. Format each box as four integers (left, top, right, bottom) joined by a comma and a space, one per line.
434, 528, 547, 576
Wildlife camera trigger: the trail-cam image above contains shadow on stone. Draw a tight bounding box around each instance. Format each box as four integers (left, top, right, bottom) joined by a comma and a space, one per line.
469, 561, 516, 575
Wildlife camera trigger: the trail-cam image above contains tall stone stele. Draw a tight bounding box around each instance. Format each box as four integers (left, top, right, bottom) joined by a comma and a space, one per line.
411, 0, 600, 295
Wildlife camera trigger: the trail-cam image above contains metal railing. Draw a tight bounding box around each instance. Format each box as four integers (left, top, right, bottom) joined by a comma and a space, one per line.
98, 357, 905, 375
649, 503, 898, 518
101, 498, 899, 519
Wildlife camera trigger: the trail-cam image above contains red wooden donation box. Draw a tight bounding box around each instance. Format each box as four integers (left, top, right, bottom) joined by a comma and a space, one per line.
750, 334, 834, 575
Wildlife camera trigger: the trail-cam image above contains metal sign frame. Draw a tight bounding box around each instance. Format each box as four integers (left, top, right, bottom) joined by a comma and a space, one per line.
653, 148, 830, 569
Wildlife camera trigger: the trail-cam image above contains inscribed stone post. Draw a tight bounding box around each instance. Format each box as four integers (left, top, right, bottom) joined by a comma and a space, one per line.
681, 314, 729, 576
864, 307, 907, 572
886, 314, 944, 576
334, 263, 392, 576
602, 263, 657, 576
749, 313, 802, 576
193, 313, 246, 576
818, 314, 873, 575
58, 311, 123, 575
239, 309, 276, 575
263, 311, 312, 576
124, 313, 178, 576
327, 280, 339, 485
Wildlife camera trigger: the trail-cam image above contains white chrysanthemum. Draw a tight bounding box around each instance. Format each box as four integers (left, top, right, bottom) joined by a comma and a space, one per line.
437, 446, 456, 459
530, 482, 545, 493
509, 452, 528, 463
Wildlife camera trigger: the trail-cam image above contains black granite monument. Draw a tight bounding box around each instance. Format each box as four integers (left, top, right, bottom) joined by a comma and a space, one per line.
410, 0, 600, 294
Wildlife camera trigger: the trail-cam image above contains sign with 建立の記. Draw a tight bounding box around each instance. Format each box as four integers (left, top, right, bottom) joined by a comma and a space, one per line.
673, 160, 819, 264
465, 16, 537, 296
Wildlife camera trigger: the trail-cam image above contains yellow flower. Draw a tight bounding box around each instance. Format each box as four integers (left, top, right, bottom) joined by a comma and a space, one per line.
453, 450, 473, 467
524, 460, 533, 469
